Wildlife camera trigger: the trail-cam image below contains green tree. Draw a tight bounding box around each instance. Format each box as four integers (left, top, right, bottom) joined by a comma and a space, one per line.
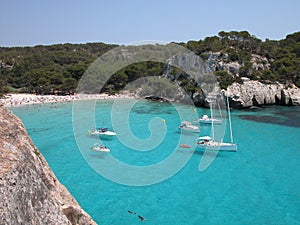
60, 78, 77, 94
215, 70, 234, 89
0, 78, 8, 96
66, 62, 88, 80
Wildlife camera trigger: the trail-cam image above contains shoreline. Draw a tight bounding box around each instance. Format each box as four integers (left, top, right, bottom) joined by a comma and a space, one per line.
1, 91, 300, 109
0, 93, 135, 107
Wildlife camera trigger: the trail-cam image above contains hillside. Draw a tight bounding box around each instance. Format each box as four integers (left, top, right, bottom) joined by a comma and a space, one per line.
183, 31, 300, 89
0, 42, 116, 95
0, 31, 300, 100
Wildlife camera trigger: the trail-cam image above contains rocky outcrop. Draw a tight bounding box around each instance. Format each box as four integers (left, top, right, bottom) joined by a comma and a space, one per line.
0, 106, 96, 225
137, 79, 300, 108
226, 80, 300, 108
206, 52, 270, 75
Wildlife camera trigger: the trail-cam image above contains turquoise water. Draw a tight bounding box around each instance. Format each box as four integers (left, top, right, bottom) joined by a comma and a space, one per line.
11, 100, 300, 225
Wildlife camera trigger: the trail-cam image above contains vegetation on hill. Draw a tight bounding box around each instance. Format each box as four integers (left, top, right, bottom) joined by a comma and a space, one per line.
0, 31, 300, 96
0, 43, 116, 95
183, 31, 300, 87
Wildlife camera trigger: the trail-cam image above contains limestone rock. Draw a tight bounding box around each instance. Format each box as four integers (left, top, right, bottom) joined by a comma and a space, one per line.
226, 81, 300, 108
0, 106, 96, 225
281, 84, 300, 106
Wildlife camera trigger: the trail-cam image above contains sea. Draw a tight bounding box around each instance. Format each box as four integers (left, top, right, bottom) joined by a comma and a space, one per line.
10, 99, 300, 225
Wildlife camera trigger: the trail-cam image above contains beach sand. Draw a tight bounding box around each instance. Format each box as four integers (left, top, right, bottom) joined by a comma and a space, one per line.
0, 93, 134, 107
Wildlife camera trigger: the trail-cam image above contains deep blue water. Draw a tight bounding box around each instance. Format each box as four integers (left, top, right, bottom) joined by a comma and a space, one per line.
11, 100, 300, 225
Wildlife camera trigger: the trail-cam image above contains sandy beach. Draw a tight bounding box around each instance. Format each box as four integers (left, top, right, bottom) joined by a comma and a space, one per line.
0, 93, 134, 107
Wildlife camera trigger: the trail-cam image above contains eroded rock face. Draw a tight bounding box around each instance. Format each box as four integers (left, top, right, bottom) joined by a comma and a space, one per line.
281, 86, 300, 106
226, 81, 300, 108
0, 106, 96, 225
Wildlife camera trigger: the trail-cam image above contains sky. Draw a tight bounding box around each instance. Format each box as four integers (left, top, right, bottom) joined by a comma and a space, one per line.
0, 0, 300, 47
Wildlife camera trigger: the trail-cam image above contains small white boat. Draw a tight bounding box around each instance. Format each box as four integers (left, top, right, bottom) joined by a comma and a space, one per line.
91, 143, 110, 152
88, 128, 116, 137
198, 115, 222, 125
179, 121, 200, 133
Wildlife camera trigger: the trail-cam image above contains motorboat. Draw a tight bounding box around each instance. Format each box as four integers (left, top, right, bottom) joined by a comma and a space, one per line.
179, 121, 200, 133
91, 143, 110, 152
88, 127, 116, 137
198, 114, 222, 125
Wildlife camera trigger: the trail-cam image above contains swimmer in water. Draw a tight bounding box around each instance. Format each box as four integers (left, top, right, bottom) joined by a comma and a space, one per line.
128, 210, 136, 214
138, 215, 147, 222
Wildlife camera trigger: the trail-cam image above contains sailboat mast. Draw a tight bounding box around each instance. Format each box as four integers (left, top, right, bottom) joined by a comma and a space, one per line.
210, 99, 214, 140
226, 94, 234, 143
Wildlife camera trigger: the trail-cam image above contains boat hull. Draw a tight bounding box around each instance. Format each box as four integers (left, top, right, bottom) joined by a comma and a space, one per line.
197, 142, 237, 151
179, 127, 200, 133
91, 148, 110, 152
199, 119, 222, 125
88, 130, 116, 137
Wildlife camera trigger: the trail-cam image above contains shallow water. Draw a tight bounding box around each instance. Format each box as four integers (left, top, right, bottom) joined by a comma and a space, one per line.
11, 101, 300, 225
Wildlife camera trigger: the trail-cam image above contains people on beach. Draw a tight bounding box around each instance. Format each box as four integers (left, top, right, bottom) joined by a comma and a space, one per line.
0, 93, 133, 107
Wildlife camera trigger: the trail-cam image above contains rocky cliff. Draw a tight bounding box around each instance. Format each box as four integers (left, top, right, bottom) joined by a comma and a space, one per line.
137, 78, 300, 108
158, 51, 300, 108
226, 80, 300, 108
0, 106, 96, 225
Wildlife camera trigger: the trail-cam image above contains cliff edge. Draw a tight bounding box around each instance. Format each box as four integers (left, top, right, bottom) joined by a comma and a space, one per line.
0, 106, 96, 225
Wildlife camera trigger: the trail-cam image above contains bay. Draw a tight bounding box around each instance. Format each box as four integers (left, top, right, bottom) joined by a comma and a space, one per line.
11, 100, 300, 225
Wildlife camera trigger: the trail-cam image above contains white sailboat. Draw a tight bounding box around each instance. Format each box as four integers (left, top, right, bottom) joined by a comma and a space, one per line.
197, 93, 237, 152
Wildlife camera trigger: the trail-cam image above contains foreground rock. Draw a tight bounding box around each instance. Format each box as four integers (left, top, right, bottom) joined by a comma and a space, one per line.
226, 80, 300, 108
0, 106, 96, 225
